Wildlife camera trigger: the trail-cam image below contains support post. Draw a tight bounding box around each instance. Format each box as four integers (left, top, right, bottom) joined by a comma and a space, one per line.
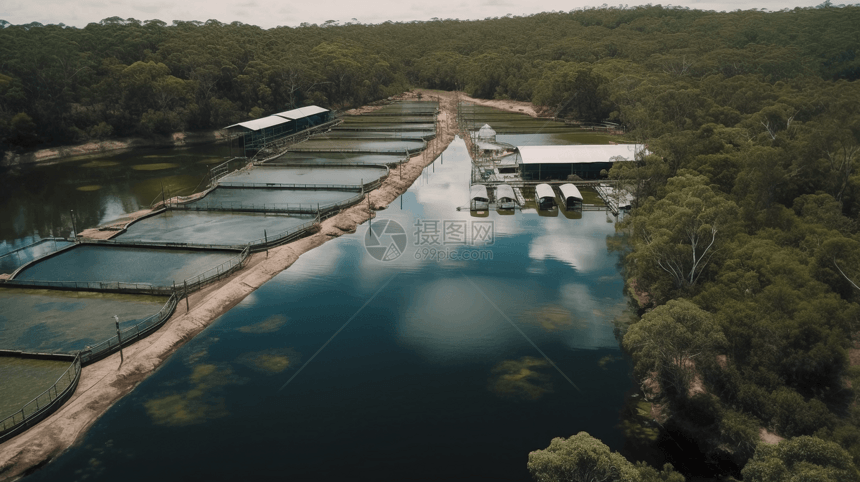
114, 315, 123, 365
70, 209, 78, 239
264, 229, 268, 258
161, 183, 166, 207
185, 281, 189, 312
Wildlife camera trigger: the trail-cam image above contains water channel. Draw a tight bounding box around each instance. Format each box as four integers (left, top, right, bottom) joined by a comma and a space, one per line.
23, 137, 637, 481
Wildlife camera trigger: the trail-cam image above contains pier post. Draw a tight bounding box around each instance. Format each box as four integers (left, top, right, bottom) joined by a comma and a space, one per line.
184, 281, 189, 312
264, 229, 268, 258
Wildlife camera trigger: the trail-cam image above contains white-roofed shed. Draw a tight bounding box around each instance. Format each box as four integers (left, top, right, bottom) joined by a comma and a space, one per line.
518, 144, 648, 180
559, 183, 583, 210
225, 116, 292, 132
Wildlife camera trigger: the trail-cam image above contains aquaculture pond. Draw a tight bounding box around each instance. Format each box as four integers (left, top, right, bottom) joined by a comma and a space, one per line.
273, 152, 404, 166
0, 356, 74, 422
219, 166, 387, 187
25, 137, 637, 481
373, 101, 438, 114
0, 239, 74, 275
340, 115, 434, 124
186, 187, 359, 209
13, 245, 240, 287
0, 288, 168, 352
0, 143, 230, 249
288, 138, 425, 152
496, 132, 616, 146
323, 130, 434, 139
116, 211, 315, 246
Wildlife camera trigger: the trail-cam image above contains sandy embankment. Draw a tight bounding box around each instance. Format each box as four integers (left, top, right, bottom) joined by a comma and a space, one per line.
455, 92, 550, 118
0, 90, 462, 481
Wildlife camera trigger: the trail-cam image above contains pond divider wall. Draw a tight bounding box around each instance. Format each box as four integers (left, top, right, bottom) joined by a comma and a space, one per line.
6, 242, 81, 281
0, 352, 81, 444
0, 238, 73, 264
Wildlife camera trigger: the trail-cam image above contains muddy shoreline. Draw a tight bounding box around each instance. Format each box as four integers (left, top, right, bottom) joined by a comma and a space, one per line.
0, 90, 463, 481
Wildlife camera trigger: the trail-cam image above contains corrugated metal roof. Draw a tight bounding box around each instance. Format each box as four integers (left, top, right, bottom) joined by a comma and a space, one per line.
470, 184, 489, 201
535, 183, 555, 200
225, 115, 292, 132
559, 183, 583, 201
274, 105, 329, 120
496, 184, 515, 200
518, 144, 647, 165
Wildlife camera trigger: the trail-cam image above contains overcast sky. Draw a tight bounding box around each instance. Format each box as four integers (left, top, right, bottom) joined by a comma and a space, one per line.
1, 0, 828, 29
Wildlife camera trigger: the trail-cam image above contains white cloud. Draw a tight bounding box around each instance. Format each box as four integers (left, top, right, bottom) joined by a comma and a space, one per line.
2, 0, 823, 29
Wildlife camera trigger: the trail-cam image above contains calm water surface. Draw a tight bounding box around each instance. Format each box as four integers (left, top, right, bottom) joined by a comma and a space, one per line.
0, 143, 230, 250
25, 138, 635, 481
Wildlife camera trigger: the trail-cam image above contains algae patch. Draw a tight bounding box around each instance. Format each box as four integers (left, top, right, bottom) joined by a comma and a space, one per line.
520, 305, 585, 332
80, 160, 119, 168
488, 356, 553, 401
598, 354, 623, 370
237, 348, 299, 374
143, 363, 240, 426
131, 163, 179, 171
237, 314, 288, 334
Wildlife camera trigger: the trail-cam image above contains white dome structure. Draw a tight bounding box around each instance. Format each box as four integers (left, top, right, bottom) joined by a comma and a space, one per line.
477, 124, 497, 141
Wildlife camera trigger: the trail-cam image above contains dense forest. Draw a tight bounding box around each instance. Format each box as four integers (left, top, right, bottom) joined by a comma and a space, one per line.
3, 5, 860, 480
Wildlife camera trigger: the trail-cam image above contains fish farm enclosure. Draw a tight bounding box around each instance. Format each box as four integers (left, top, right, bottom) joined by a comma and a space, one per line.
0, 99, 439, 444
1, 95, 639, 482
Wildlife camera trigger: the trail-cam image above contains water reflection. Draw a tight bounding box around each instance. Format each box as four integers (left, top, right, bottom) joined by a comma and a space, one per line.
0, 143, 228, 247
24, 136, 634, 482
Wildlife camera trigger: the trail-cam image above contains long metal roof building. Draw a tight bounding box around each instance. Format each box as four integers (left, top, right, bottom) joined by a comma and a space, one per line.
225, 105, 330, 132
517, 144, 647, 165
274, 106, 329, 120
225, 116, 292, 132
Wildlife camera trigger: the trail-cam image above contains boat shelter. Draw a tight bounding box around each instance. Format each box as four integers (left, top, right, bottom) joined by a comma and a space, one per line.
496, 184, 517, 209
470, 184, 489, 210
558, 183, 583, 210
518, 144, 646, 180
535, 183, 556, 210
225, 105, 332, 157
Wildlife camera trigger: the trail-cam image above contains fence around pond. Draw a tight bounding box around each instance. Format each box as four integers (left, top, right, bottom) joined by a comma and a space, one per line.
169, 190, 365, 217
78, 292, 180, 365
0, 352, 81, 444
4, 245, 250, 296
